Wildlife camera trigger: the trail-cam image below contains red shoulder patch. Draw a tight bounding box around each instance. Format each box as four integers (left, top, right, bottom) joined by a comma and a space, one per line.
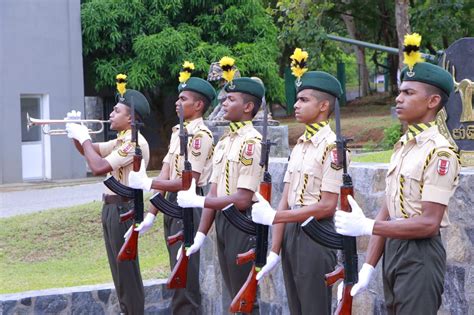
192, 137, 201, 150
245, 143, 254, 156
437, 159, 450, 175
330, 149, 339, 164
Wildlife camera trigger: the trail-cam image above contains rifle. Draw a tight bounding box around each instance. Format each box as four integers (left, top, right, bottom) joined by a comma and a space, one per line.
301, 99, 357, 315
103, 95, 145, 262
152, 103, 194, 289
222, 102, 273, 314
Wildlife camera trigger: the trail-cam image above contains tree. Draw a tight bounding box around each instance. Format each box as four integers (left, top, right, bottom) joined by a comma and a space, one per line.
81, 0, 284, 119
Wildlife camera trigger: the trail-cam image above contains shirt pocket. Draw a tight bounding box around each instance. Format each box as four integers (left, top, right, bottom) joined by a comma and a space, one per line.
213, 148, 225, 165
301, 162, 323, 199
400, 165, 423, 202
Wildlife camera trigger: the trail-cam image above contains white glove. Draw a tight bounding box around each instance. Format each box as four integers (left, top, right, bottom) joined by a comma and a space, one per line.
134, 212, 156, 235
351, 263, 375, 296
128, 160, 152, 191
64, 110, 82, 121
256, 251, 280, 281
185, 231, 206, 257
177, 179, 205, 208
66, 123, 91, 145
176, 245, 184, 261
334, 195, 375, 237
251, 192, 276, 226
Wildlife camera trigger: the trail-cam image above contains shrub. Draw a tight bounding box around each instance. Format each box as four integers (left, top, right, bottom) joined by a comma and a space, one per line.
382, 123, 402, 149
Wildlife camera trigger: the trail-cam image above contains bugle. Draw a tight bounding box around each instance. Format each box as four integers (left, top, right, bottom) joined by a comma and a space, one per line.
26, 113, 110, 135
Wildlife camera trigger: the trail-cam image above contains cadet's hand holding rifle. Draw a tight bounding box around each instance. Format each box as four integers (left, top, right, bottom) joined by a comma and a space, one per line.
128, 160, 153, 192
177, 178, 205, 208
335, 195, 375, 237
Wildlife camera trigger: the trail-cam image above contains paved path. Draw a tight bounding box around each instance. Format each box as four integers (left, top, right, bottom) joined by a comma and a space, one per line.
0, 181, 104, 218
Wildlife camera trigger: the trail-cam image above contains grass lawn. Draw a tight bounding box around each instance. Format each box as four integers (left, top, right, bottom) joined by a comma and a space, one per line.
352, 150, 393, 163
0, 196, 170, 294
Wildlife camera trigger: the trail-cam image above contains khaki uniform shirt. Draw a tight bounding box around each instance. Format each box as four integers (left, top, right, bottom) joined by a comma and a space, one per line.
210, 123, 263, 198
284, 125, 344, 208
99, 129, 150, 195
162, 117, 214, 187
385, 125, 460, 227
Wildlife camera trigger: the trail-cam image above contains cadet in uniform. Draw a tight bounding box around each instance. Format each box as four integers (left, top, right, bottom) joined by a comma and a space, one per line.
251, 48, 345, 315
126, 64, 216, 315
65, 76, 150, 315
334, 34, 461, 315
176, 65, 264, 312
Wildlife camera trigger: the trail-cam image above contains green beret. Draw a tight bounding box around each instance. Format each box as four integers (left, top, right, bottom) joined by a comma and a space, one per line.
400, 62, 454, 95
117, 89, 151, 118
224, 77, 265, 99
297, 71, 343, 99
178, 77, 216, 102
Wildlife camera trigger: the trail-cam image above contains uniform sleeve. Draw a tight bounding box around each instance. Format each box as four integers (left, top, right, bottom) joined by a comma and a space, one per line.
320, 146, 344, 194
104, 140, 135, 171
421, 150, 460, 205
98, 139, 116, 158
236, 139, 263, 192
188, 131, 213, 174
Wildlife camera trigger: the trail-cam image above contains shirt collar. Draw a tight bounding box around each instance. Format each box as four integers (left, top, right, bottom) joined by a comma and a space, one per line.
399, 121, 438, 146
297, 123, 332, 145
229, 121, 253, 135
172, 117, 204, 133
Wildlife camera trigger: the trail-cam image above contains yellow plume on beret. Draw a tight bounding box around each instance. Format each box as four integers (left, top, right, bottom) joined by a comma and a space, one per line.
219, 56, 236, 83
116, 74, 127, 97
179, 61, 195, 84
403, 33, 424, 72
290, 48, 309, 80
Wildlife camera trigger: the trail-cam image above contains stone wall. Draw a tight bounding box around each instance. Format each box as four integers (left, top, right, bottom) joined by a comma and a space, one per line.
1, 161, 473, 314
0, 280, 172, 315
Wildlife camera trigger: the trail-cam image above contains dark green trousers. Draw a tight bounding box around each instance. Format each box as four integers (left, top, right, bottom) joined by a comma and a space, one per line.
215, 210, 259, 314
281, 220, 337, 315
383, 234, 446, 315
102, 201, 144, 315
164, 191, 202, 315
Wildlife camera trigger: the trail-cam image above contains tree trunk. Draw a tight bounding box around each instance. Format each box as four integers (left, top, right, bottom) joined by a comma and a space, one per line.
395, 0, 411, 70
341, 2, 370, 97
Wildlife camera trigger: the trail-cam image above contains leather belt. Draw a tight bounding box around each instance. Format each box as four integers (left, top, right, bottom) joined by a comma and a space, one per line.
102, 194, 132, 205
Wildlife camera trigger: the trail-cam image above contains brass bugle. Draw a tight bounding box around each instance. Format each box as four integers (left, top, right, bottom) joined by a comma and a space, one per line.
26, 113, 111, 135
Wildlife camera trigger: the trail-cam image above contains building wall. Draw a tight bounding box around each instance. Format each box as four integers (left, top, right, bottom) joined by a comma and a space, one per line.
0, 0, 86, 184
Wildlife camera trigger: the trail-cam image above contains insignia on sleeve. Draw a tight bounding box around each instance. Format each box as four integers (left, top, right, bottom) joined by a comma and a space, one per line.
240, 156, 253, 166
437, 159, 450, 175
192, 136, 202, 150
437, 151, 451, 158
245, 141, 255, 156
330, 148, 342, 170
118, 142, 134, 157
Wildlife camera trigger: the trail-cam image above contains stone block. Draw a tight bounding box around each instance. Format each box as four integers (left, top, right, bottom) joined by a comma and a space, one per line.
443, 224, 471, 263
145, 305, 172, 315
72, 291, 104, 315
443, 265, 468, 315
97, 288, 111, 305
0, 300, 17, 315
20, 297, 31, 306
34, 295, 68, 314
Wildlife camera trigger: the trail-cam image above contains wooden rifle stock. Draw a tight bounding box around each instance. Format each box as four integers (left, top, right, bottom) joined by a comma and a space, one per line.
167, 246, 189, 289
325, 265, 344, 286
259, 181, 271, 202
119, 209, 135, 223
236, 248, 256, 266
165, 168, 193, 289
230, 265, 259, 314
335, 284, 353, 315
117, 224, 139, 261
